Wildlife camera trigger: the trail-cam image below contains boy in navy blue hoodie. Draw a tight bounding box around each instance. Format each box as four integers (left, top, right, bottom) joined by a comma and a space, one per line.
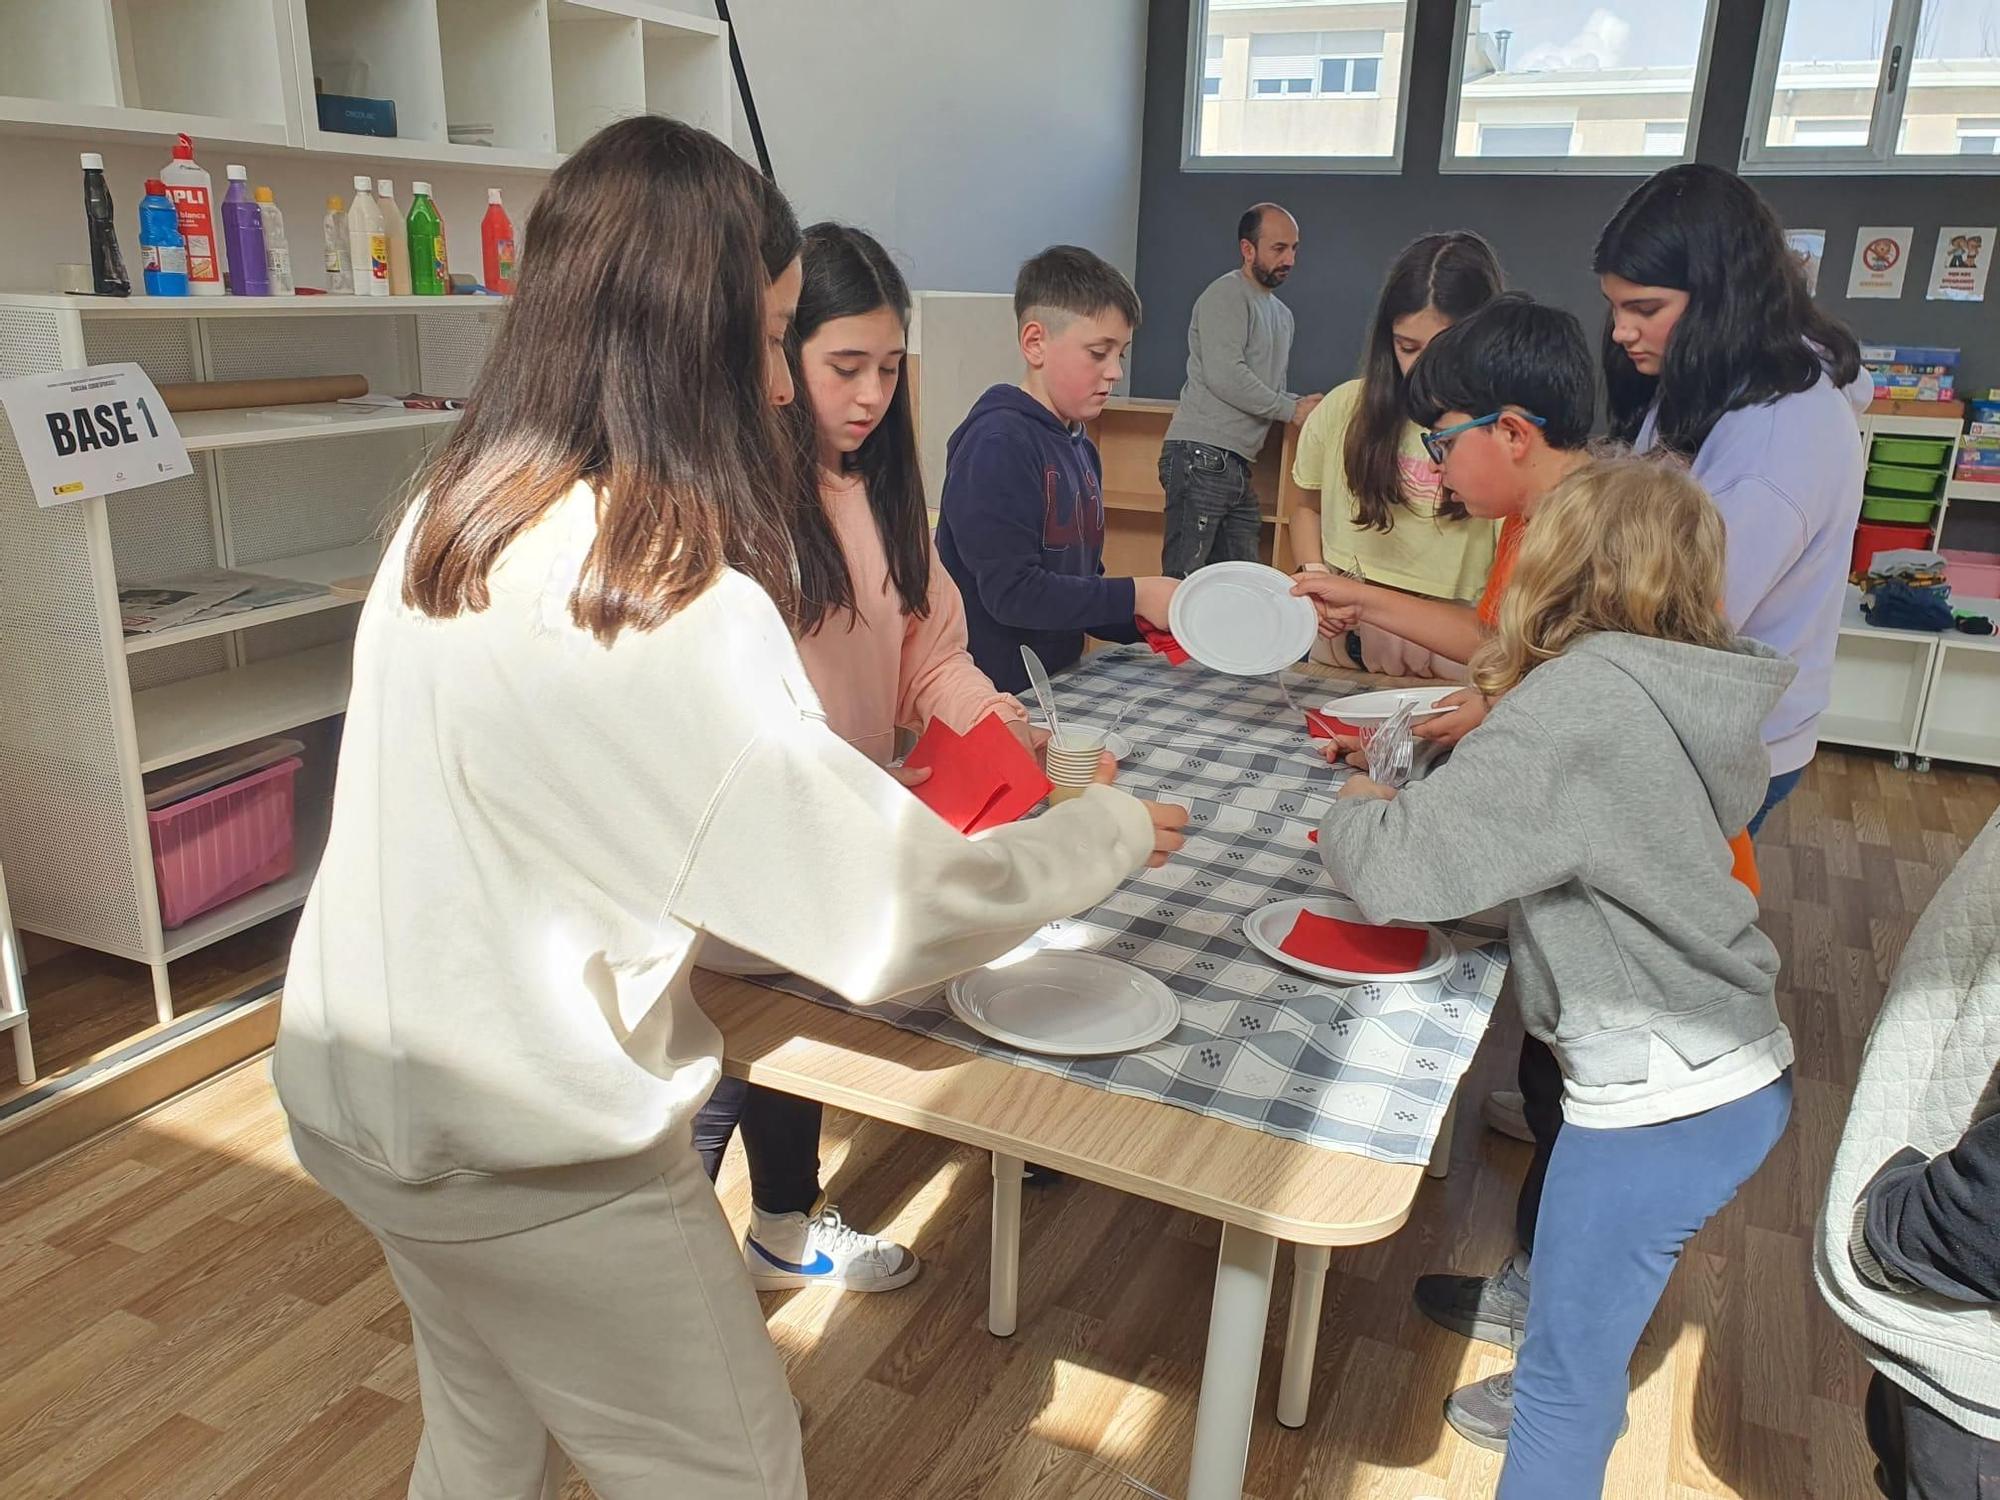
937, 246, 1180, 694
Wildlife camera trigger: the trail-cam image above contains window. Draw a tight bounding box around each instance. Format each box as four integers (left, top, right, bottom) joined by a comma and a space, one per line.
1479, 122, 1576, 157
1184, 1, 1417, 170
1642, 121, 1688, 154
1793, 117, 1872, 147
1444, 0, 1721, 172
1745, 0, 2000, 173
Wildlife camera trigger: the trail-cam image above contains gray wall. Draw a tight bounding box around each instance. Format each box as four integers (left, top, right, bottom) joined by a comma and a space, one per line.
1133, 0, 2000, 406
720, 0, 1150, 290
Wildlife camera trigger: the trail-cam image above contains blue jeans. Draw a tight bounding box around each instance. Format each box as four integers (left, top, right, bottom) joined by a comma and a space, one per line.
1501, 1073, 1793, 1499
1748, 765, 1805, 837
1159, 440, 1260, 578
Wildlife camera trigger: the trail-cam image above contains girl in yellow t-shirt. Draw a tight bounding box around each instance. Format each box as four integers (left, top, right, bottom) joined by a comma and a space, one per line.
1289, 231, 1504, 678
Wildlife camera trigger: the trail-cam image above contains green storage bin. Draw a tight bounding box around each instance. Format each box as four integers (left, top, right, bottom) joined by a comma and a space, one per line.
1866, 462, 1943, 496
1861, 493, 1941, 523
1870, 436, 1953, 467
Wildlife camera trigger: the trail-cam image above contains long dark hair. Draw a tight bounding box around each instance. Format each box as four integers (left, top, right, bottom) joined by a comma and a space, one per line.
787, 223, 931, 632
1594, 163, 1861, 456
1344, 231, 1503, 531
404, 116, 806, 643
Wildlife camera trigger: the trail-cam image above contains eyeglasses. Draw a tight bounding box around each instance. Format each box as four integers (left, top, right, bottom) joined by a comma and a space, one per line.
1422, 410, 1548, 465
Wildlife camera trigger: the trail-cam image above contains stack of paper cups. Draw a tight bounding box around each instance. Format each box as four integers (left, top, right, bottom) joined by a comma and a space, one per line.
1045, 729, 1105, 806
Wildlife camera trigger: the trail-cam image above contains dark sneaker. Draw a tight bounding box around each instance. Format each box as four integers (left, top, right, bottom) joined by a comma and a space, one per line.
1443, 1368, 1629, 1453
1445, 1370, 1516, 1452
1414, 1253, 1532, 1349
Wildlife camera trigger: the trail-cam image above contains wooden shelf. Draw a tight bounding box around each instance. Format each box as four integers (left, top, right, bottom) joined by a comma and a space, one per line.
173, 403, 461, 453
133, 641, 353, 773
0, 98, 290, 151
301, 128, 564, 174
553, 0, 723, 36
125, 544, 379, 656
0, 293, 503, 319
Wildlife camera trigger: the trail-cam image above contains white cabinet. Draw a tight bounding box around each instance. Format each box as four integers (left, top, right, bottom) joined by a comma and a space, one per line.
0, 0, 730, 168
0, 291, 500, 1021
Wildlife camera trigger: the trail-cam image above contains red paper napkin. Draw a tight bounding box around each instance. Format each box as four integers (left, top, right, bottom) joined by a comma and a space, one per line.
1304, 711, 1361, 740
903, 713, 1053, 834
1280, 908, 1428, 973
1137, 616, 1189, 665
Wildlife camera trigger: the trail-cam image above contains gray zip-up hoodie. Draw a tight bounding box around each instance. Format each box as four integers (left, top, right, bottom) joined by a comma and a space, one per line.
1319, 632, 1796, 1087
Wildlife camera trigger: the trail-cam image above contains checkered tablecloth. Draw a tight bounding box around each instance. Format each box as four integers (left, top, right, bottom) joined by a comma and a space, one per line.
744, 645, 1509, 1166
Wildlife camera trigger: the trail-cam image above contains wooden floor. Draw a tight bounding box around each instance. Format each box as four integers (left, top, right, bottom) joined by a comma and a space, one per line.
0, 749, 1994, 1500
3, 917, 295, 1107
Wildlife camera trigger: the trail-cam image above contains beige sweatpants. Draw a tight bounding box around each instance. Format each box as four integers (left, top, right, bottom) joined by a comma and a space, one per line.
363, 1140, 806, 1500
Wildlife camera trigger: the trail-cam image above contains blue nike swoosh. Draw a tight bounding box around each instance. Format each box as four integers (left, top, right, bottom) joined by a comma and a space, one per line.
750, 1240, 836, 1276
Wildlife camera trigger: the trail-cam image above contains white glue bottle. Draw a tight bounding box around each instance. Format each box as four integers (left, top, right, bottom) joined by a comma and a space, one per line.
346, 176, 389, 297
160, 134, 223, 295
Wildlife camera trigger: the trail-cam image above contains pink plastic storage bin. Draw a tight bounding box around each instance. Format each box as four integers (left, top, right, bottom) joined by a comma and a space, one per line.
1944, 549, 2000, 600
147, 757, 302, 928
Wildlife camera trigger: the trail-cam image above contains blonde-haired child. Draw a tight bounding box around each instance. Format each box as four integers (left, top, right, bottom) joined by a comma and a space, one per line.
1319, 457, 1797, 1496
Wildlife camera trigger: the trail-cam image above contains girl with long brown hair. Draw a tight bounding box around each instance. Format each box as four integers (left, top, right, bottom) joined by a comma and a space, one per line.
272, 118, 1183, 1498
1288, 231, 1504, 677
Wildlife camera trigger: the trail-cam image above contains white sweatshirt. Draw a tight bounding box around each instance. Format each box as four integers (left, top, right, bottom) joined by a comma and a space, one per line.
274, 485, 1155, 1240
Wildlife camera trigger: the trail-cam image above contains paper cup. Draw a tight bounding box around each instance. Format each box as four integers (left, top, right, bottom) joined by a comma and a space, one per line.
1044, 742, 1102, 804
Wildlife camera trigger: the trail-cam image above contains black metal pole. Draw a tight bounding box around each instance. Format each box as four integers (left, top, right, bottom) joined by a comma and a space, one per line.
711, 0, 775, 181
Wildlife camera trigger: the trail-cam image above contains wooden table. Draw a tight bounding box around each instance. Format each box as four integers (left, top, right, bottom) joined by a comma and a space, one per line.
695, 967, 1459, 1500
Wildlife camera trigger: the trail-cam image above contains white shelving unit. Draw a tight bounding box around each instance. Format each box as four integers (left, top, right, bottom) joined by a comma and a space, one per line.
1824, 409, 2000, 772
0, 0, 730, 170
0, 291, 499, 1021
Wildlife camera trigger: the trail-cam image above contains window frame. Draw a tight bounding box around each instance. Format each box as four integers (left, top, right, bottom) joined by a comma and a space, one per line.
1437, 0, 1723, 175
1180, 0, 1418, 175
1741, 0, 2000, 176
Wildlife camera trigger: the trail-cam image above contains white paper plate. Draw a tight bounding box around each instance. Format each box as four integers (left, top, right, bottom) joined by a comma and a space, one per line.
1168, 561, 1319, 676
1242, 896, 1456, 985
947, 951, 1179, 1055
1320, 685, 1460, 722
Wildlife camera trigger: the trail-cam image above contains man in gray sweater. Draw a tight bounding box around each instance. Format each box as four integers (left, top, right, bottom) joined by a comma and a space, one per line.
1817, 809, 2000, 1498
1159, 203, 1321, 577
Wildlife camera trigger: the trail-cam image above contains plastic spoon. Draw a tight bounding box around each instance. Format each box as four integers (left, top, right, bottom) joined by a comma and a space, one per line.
1020, 645, 1065, 747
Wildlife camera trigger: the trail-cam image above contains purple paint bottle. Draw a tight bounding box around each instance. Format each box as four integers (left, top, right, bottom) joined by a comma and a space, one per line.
220, 164, 268, 296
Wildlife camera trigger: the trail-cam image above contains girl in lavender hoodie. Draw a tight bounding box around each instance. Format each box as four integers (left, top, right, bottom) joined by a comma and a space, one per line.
1596, 163, 1869, 834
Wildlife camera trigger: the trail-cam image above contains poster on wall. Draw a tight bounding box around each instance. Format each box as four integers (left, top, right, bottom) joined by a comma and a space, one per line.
1926, 227, 1994, 302
1786, 229, 1826, 296
1848, 227, 1914, 299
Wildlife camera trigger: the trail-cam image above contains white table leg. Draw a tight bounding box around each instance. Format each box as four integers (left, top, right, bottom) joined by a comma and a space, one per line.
1426, 1093, 1458, 1180
1187, 1221, 1278, 1500
149, 962, 173, 1025
1276, 1242, 1331, 1429
10, 1021, 33, 1088
989, 1151, 1023, 1337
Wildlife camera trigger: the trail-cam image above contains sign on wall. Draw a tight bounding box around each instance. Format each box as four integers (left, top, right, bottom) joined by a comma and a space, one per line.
0, 363, 191, 508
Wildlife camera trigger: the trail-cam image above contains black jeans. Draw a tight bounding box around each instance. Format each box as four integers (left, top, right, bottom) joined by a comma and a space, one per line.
1159, 440, 1260, 578
1515, 1033, 1566, 1255
691, 1076, 824, 1217
1867, 1372, 2000, 1498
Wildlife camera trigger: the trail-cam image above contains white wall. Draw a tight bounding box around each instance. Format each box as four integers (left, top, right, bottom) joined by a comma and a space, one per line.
0, 1, 1150, 302
704, 0, 1150, 291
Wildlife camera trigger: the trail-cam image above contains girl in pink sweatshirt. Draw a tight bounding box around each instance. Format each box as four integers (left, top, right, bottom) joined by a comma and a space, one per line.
693, 222, 1033, 1294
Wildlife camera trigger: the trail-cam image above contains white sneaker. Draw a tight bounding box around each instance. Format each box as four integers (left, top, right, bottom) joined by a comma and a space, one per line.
1482, 1089, 1535, 1143
744, 1204, 921, 1292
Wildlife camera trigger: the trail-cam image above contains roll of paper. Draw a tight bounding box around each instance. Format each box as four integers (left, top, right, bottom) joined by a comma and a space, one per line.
157, 374, 368, 412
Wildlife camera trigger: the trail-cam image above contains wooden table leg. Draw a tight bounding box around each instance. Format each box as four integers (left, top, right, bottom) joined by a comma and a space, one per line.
1187, 1221, 1278, 1500
1276, 1242, 1331, 1429
988, 1151, 1023, 1337
1426, 1093, 1458, 1180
